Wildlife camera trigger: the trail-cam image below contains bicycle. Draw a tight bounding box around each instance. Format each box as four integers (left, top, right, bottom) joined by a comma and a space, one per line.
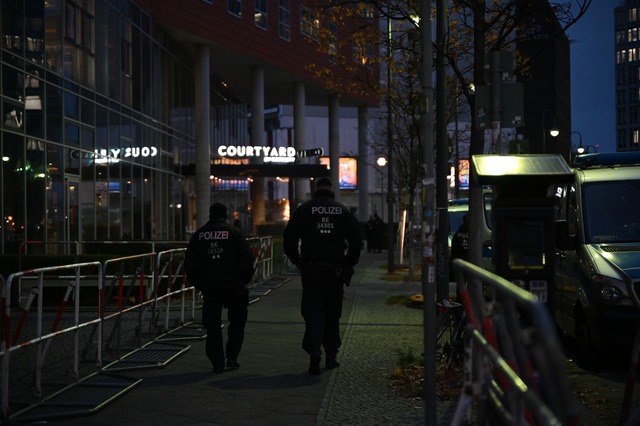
435, 299, 466, 368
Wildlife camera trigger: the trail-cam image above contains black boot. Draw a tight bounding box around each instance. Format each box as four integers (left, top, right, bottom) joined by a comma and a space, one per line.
325, 356, 340, 369
308, 356, 321, 375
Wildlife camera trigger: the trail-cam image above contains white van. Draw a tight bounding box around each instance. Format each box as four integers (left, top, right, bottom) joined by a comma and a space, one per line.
554, 152, 640, 365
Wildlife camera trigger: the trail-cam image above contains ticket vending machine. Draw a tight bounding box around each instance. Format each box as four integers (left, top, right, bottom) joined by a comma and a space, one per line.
472, 155, 573, 310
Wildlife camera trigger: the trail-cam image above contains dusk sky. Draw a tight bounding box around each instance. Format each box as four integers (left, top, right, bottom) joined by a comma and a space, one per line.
568, 1, 616, 153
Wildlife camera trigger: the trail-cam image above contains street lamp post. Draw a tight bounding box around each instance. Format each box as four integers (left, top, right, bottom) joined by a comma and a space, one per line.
542, 109, 559, 153
376, 156, 387, 221
572, 131, 584, 156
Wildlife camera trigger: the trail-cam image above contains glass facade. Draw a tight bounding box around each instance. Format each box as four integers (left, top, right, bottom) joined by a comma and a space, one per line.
0, 0, 248, 253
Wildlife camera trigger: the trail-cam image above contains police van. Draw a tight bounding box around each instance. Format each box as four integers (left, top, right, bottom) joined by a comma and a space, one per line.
554, 152, 640, 364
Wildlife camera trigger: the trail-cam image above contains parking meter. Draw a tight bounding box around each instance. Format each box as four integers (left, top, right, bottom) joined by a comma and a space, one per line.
472, 155, 573, 310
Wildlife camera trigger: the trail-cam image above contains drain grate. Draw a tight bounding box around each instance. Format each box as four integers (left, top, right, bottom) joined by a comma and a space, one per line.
9, 372, 140, 423
102, 340, 190, 372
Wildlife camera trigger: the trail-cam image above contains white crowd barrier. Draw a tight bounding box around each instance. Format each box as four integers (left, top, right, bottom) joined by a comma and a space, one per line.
449, 258, 581, 425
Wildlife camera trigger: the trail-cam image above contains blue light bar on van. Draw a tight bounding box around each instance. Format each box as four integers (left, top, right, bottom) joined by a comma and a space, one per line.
572, 153, 640, 169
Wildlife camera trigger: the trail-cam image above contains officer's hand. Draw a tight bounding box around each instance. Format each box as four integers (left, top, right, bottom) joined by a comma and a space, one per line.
340, 266, 354, 287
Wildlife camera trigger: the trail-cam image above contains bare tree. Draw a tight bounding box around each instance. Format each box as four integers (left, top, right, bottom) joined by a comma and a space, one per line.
305, 0, 592, 274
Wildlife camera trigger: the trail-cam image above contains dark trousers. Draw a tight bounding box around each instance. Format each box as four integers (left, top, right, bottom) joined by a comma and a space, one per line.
202, 287, 249, 369
300, 263, 344, 359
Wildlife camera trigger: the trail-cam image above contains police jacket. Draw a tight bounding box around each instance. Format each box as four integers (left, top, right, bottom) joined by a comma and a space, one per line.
451, 223, 469, 260
185, 218, 255, 291
283, 189, 362, 267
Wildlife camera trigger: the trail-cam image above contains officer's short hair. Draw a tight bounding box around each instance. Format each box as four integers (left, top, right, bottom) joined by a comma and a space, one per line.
315, 177, 333, 190
209, 203, 227, 220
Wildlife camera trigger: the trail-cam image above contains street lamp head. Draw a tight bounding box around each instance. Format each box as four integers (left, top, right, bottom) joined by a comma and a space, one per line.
376, 157, 387, 167
549, 127, 560, 138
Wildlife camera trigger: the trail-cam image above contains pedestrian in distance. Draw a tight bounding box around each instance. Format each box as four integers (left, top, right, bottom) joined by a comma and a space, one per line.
185, 203, 255, 373
283, 177, 362, 375
365, 215, 376, 252
373, 213, 384, 253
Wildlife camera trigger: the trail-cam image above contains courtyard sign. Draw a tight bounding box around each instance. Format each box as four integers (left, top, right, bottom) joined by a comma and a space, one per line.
218, 145, 297, 163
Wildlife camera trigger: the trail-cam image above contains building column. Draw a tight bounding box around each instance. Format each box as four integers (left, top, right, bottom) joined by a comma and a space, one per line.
357, 105, 369, 222
293, 82, 307, 208
250, 66, 265, 234
194, 45, 211, 227
328, 93, 340, 201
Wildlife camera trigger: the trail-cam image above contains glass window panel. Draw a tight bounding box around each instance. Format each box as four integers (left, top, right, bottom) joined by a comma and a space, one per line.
2, 0, 24, 55
66, 3, 76, 40
65, 145, 81, 175
3, 101, 25, 132
81, 97, 94, 125
64, 91, 79, 119
107, 163, 121, 239
228, 0, 242, 16
79, 157, 95, 241
46, 143, 65, 249
46, 85, 63, 142
44, 0, 63, 72
2, 64, 23, 101
81, 126, 94, 151
65, 122, 79, 147
3, 133, 26, 251
25, 89, 45, 139
255, 0, 267, 29
26, 139, 46, 243
278, 0, 290, 40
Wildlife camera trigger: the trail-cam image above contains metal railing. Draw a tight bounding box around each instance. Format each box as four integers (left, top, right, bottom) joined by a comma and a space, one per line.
154, 249, 194, 335
99, 252, 159, 356
247, 236, 274, 284
1, 262, 103, 419
450, 258, 581, 425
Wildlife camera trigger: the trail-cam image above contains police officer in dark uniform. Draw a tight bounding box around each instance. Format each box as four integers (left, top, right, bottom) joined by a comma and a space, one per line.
283, 177, 362, 375
451, 214, 469, 261
185, 203, 255, 373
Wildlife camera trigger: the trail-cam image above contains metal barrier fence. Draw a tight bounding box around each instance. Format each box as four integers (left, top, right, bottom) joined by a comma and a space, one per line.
18, 238, 275, 286
1, 262, 104, 419
17, 240, 189, 257
154, 249, 195, 335
450, 258, 581, 425
99, 252, 161, 357
247, 236, 273, 284
0, 237, 276, 421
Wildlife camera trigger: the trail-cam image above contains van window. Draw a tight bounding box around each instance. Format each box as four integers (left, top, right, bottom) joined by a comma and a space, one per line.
553, 184, 578, 237
583, 180, 640, 243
